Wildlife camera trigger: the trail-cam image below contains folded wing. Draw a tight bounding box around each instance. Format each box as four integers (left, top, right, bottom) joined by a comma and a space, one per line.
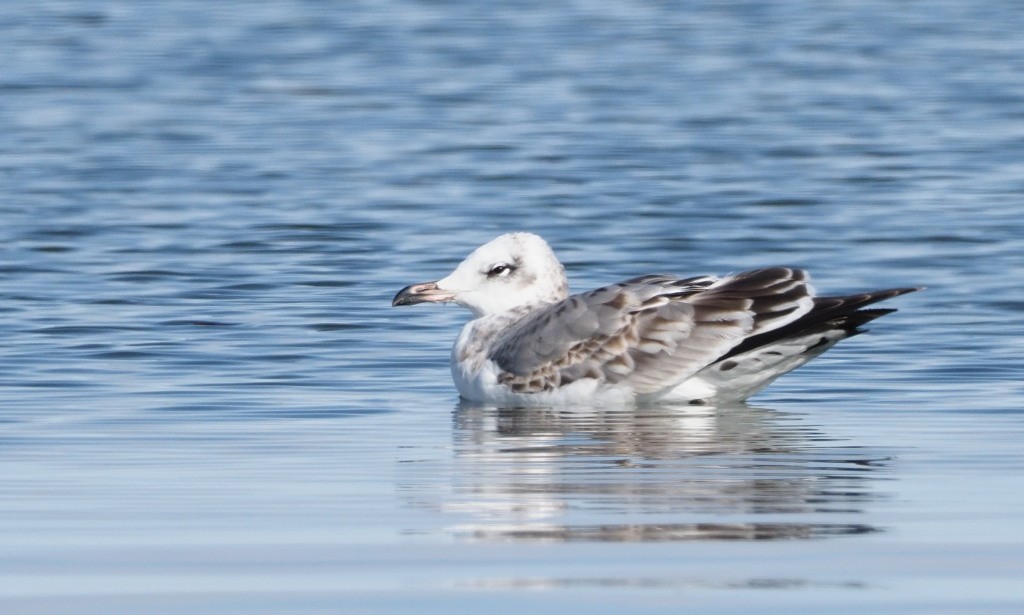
489, 268, 814, 395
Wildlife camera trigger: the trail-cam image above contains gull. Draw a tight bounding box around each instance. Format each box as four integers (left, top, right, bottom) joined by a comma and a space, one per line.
392, 232, 919, 405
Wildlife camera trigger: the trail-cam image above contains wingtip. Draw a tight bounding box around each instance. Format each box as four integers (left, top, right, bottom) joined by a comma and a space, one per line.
897, 286, 925, 297
873, 286, 924, 301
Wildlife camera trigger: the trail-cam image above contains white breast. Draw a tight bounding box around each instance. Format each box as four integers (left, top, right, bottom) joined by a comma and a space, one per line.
450, 319, 635, 406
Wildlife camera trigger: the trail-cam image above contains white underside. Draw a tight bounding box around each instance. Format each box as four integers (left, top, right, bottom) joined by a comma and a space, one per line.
451, 358, 725, 406
452, 322, 847, 407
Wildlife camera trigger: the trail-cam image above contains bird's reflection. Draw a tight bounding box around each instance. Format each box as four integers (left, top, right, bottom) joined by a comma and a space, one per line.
435, 401, 888, 543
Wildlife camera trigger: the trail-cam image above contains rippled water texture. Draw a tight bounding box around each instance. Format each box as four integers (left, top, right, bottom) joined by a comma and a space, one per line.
2, 1, 1023, 613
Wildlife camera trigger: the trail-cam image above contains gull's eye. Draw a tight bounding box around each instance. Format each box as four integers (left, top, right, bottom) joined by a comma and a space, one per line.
486, 263, 516, 278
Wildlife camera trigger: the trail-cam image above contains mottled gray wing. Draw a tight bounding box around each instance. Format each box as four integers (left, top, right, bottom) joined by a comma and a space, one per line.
489, 268, 813, 395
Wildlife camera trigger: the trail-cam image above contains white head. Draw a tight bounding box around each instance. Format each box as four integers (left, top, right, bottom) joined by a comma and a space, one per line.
392, 232, 569, 317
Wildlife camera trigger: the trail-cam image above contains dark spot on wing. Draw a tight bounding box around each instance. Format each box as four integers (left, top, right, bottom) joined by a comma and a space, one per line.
805, 336, 831, 352
603, 291, 629, 311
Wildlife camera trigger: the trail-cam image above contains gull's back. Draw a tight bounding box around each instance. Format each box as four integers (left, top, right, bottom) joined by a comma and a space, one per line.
458, 268, 917, 405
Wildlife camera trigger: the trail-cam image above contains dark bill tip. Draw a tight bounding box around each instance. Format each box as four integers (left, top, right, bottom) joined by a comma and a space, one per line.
392, 281, 455, 307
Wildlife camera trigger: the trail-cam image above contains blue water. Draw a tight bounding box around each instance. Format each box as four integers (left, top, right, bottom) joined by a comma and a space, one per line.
2, 1, 1024, 613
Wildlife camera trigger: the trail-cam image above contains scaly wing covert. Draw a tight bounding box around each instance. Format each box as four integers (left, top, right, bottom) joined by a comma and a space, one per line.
489, 268, 814, 395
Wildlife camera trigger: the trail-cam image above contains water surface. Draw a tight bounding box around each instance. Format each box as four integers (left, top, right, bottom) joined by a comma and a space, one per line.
2, 1, 1023, 613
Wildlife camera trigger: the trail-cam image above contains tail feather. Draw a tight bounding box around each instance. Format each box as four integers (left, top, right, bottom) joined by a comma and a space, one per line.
683, 286, 920, 402
719, 287, 920, 362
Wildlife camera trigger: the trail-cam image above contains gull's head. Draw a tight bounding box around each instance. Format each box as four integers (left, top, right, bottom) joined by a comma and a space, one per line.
392, 232, 569, 317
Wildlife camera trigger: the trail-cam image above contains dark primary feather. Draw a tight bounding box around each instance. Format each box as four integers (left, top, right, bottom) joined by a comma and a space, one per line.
489, 268, 817, 395
718, 287, 920, 362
